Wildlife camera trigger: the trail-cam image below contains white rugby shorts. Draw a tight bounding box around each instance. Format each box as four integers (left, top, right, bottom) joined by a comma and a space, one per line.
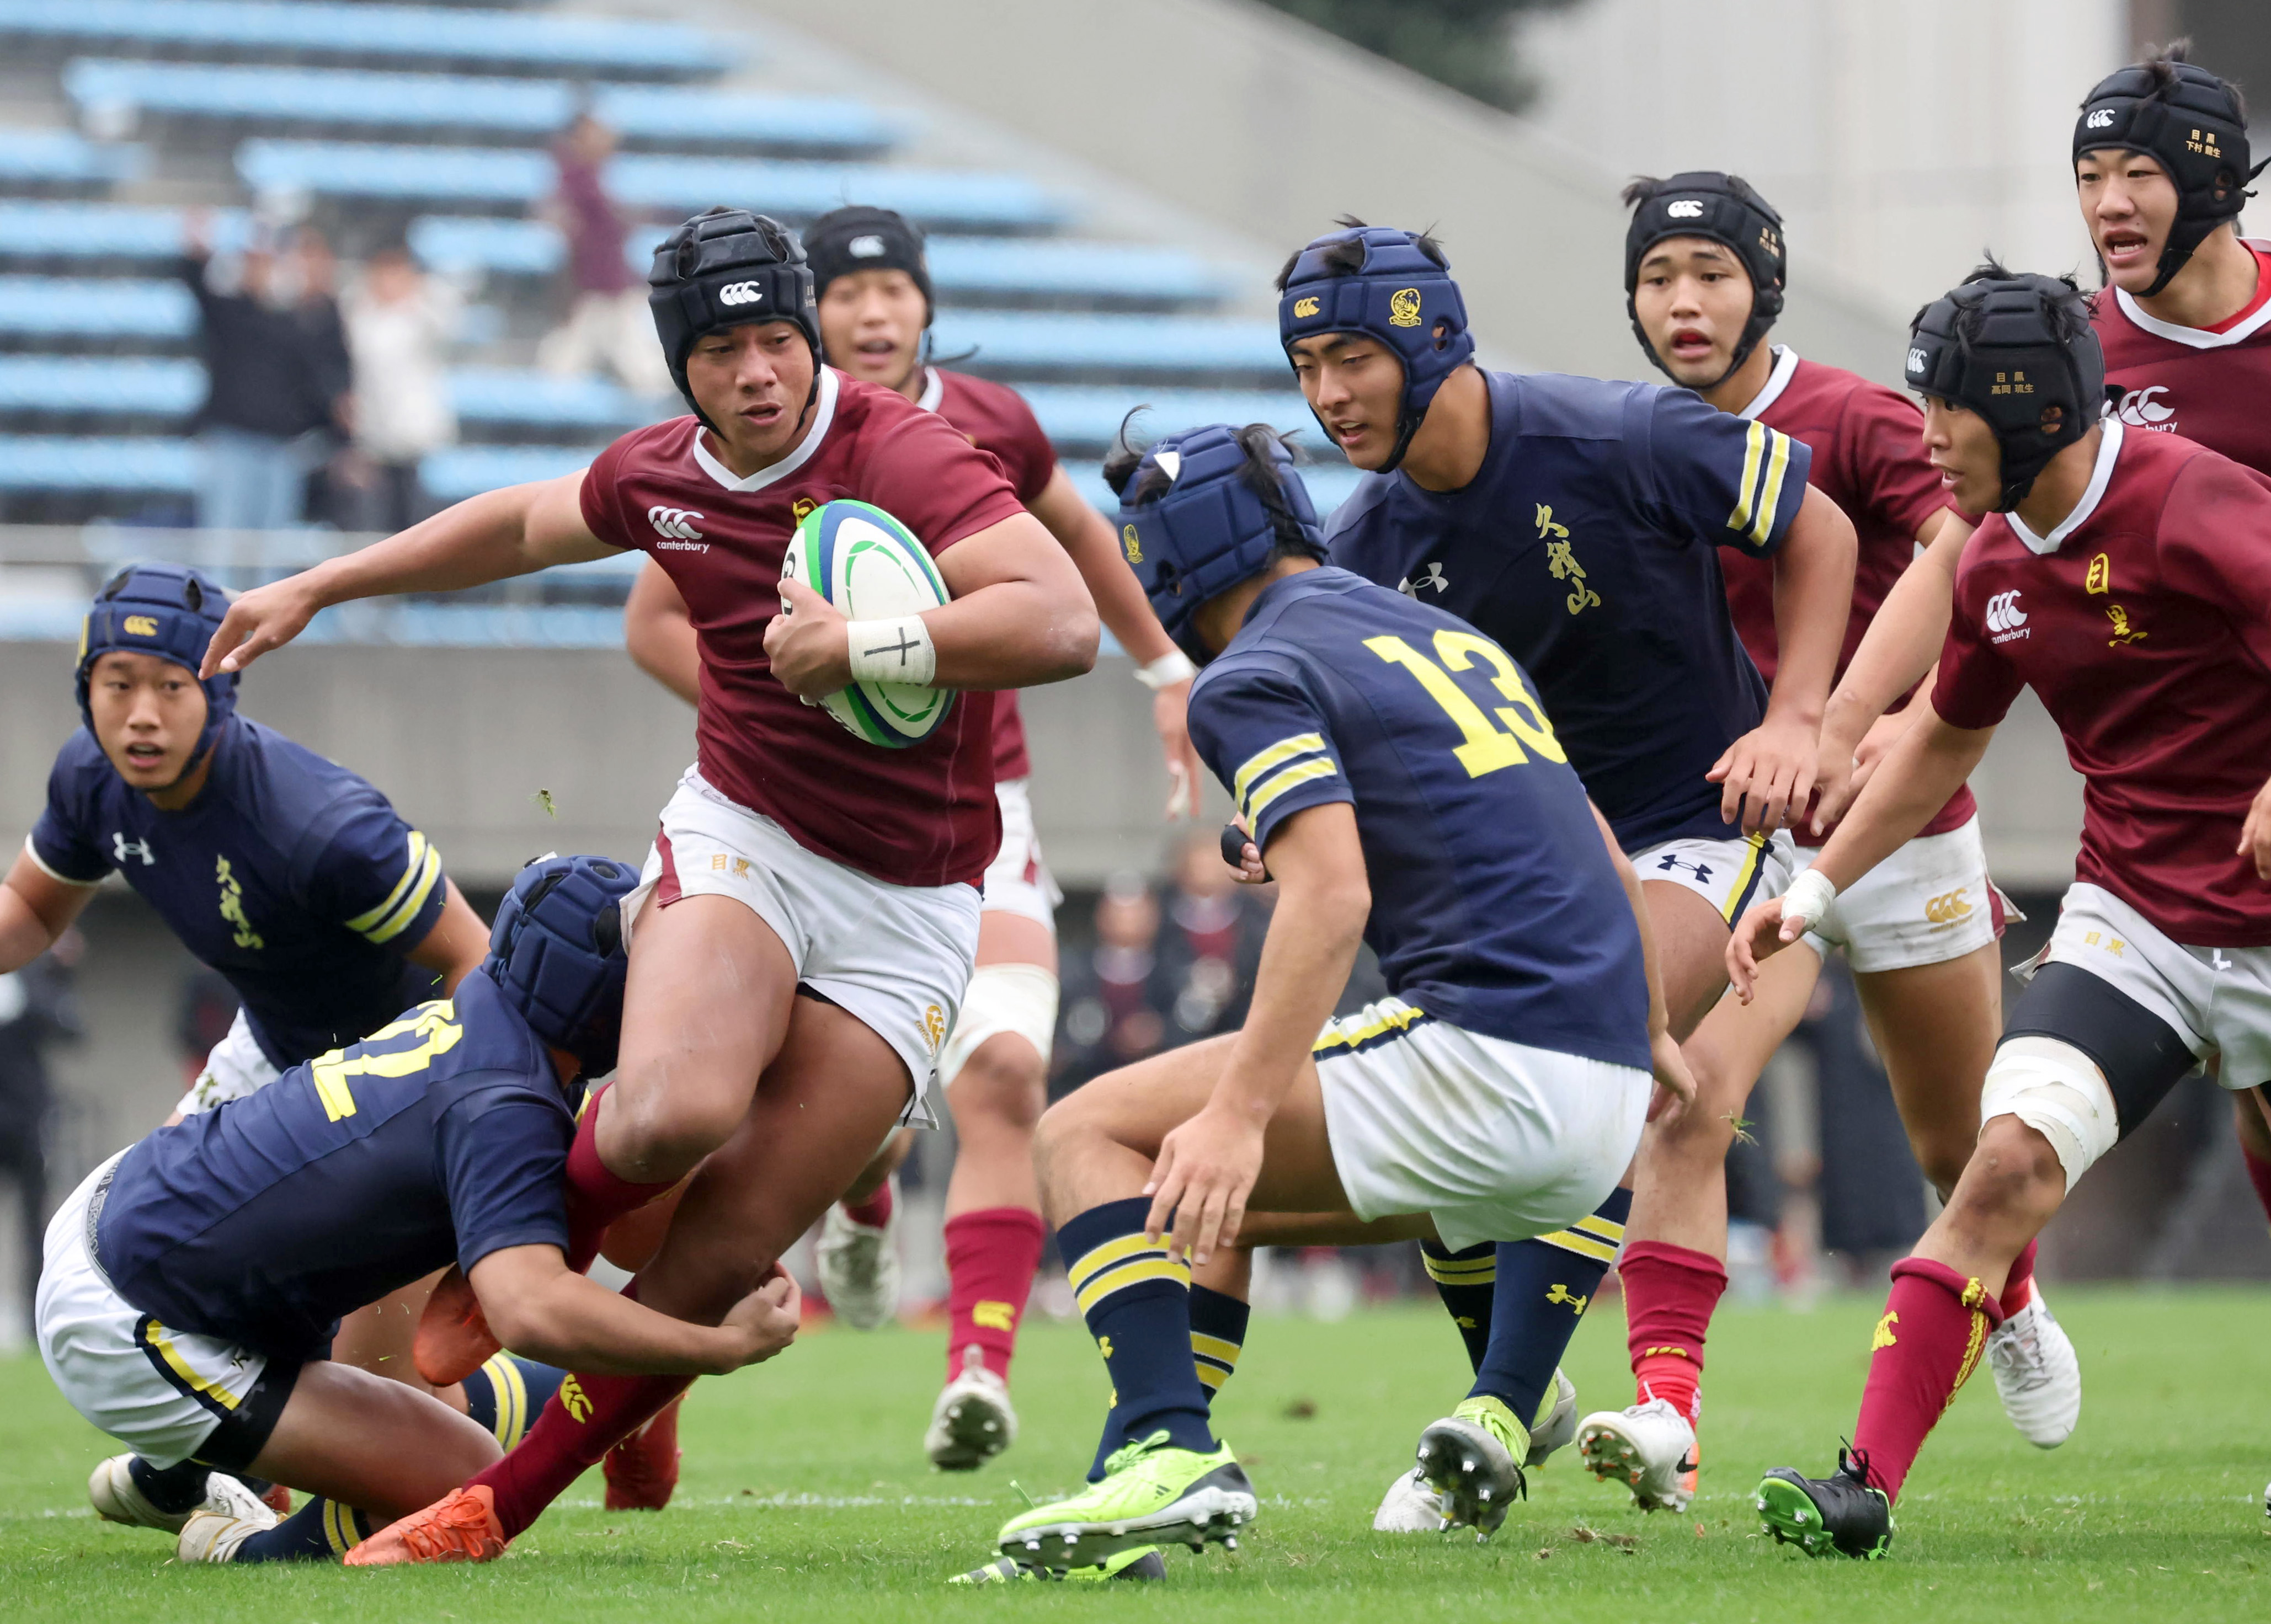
173, 1007, 281, 1118
36, 1156, 276, 1469
980, 777, 1063, 930
1313, 997, 1649, 1253
630, 768, 982, 1126
1790, 813, 2009, 974
1630, 829, 1795, 926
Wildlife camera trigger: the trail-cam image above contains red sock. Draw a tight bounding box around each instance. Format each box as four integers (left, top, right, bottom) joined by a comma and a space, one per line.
841, 1183, 894, 1230
564, 1088, 676, 1273
1851, 1256, 2004, 1503
2243, 1143, 2271, 1231
472, 1367, 692, 1538
1619, 1240, 1727, 1427
942, 1206, 1047, 1384
1997, 1238, 2039, 1318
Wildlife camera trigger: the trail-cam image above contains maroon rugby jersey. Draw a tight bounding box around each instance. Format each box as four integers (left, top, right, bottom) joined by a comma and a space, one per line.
582, 367, 1026, 888
922, 367, 1059, 784
2093, 242, 2271, 476
1723, 348, 1975, 838
1932, 420, 2271, 945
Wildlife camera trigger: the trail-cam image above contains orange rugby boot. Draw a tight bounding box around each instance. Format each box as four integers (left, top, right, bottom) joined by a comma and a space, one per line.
414, 1265, 500, 1387
603, 1395, 683, 1510
343, 1485, 508, 1567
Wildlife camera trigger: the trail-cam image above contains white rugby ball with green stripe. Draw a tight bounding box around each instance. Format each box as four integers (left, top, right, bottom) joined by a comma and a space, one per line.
781, 499, 955, 748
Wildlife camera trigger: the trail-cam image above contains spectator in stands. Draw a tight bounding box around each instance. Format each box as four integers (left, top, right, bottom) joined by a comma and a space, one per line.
1156, 828, 1269, 1043
1052, 873, 1170, 1097
536, 112, 670, 397
287, 226, 358, 528
178, 216, 349, 530
0, 933, 80, 1335
339, 244, 461, 532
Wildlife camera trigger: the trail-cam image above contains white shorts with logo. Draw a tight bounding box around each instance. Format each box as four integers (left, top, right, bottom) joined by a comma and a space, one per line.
1313, 997, 1650, 1254
630, 768, 983, 1127
980, 777, 1062, 930
37, 1155, 275, 1469
940, 777, 1064, 1085
174, 1007, 281, 1119
1630, 829, 1796, 926
1791, 813, 2007, 974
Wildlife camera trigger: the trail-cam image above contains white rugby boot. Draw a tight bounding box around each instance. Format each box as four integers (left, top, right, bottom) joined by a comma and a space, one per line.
1986, 1288, 2081, 1447
1576, 1397, 1698, 1513
925, 1344, 1019, 1470
815, 1192, 900, 1332
177, 1508, 272, 1563
1526, 1367, 1579, 1466
88, 1455, 278, 1535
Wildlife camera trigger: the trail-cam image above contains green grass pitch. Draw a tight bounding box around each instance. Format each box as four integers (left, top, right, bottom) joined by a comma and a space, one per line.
2, 1289, 2265, 1621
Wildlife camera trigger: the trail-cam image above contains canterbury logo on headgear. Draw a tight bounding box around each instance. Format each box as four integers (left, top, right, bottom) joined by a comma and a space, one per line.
1292, 296, 1319, 318
2086, 108, 2115, 129
122, 615, 158, 635
1667, 198, 1704, 218
848, 234, 884, 257
718, 281, 765, 307
648, 505, 705, 541
1906, 346, 1930, 376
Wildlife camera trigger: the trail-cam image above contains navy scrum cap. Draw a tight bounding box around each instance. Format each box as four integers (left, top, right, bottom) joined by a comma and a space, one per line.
2076, 55, 2265, 296
77, 562, 237, 783
482, 853, 639, 1080
1905, 272, 2106, 513
1115, 424, 1323, 664
1278, 225, 1473, 472
1623, 172, 1787, 387
803, 205, 933, 321
648, 207, 821, 431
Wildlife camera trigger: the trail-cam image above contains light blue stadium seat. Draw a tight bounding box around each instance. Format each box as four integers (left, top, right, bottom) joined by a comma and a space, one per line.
407, 215, 562, 276
930, 312, 1283, 372
0, 130, 143, 186
238, 140, 553, 204
1059, 457, 1361, 519
65, 59, 901, 153
0, 277, 196, 339
0, 356, 202, 414
0, 202, 253, 259
0, 434, 196, 490
0, 0, 739, 78
1015, 386, 1322, 448
446, 369, 668, 430
419, 443, 600, 500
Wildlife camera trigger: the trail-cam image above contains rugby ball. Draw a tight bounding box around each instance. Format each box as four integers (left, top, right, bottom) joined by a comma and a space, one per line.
781, 499, 955, 748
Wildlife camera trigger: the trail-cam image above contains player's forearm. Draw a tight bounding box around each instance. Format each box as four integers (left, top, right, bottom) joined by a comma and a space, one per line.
1592, 806, 1668, 1038
295, 485, 559, 609
406, 882, 491, 993
1762, 487, 1858, 729
1812, 707, 1992, 891
924, 579, 1099, 689
623, 561, 701, 705
1036, 477, 1180, 665
489, 1267, 760, 1376
1820, 520, 1965, 754
0, 884, 57, 975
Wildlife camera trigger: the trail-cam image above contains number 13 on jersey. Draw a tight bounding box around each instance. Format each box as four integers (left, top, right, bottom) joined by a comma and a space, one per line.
1367, 630, 1566, 777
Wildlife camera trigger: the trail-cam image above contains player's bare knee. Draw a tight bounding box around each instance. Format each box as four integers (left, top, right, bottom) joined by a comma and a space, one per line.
604, 1065, 748, 1183
1953, 1114, 2067, 1229
952, 1038, 1047, 1139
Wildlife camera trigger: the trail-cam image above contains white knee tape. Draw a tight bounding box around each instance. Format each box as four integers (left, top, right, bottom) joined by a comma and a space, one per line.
1979, 1036, 2119, 1192
940, 963, 1059, 1089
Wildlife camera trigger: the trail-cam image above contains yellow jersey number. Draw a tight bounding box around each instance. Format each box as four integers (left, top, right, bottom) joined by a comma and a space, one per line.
308, 1001, 464, 1123
1365, 630, 1566, 778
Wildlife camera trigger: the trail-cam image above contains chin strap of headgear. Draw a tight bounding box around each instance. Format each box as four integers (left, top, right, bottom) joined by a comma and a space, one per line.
648, 207, 822, 435
1278, 226, 1475, 474
1623, 170, 1787, 389
2076, 58, 2267, 298
1905, 274, 2107, 513
1115, 424, 1323, 665
75, 562, 237, 789
481, 853, 639, 1081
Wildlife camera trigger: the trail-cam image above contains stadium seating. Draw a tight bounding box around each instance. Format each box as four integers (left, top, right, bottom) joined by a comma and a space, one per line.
0, 356, 202, 415
0, 131, 143, 189
0, 277, 196, 340
0, 203, 253, 261
930, 312, 1284, 374
0, 434, 197, 491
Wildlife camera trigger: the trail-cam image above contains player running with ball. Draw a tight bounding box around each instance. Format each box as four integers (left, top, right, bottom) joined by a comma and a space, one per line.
623, 205, 1200, 1475
956, 423, 1690, 1579
196, 206, 1098, 1564
1737, 266, 2271, 1558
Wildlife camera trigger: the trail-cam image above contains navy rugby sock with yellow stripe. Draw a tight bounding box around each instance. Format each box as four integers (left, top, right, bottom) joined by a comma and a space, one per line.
126, 1455, 212, 1514
1059, 1198, 1214, 1462
227, 1497, 373, 1562
1086, 1281, 1249, 1480
1469, 1188, 1632, 1424
1421, 1240, 1496, 1372
461, 1352, 569, 1450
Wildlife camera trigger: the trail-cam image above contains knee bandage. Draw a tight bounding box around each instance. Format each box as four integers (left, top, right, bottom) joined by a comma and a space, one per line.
1978, 1036, 2119, 1193
940, 963, 1060, 1089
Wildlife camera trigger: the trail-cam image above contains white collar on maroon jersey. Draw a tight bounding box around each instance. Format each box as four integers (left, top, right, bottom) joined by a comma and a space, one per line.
690, 366, 842, 492
2009, 416, 2124, 555
1734, 345, 1799, 420
914, 366, 945, 415
2112, 238, 2271, 350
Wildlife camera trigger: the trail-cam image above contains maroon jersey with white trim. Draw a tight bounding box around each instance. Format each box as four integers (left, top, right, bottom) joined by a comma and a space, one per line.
580, 368, 1025, 888
1724, 349, 1975, 838
2092, 243, 2271, 477
1932, 421, 2271, 945
927, 368, 1058, 784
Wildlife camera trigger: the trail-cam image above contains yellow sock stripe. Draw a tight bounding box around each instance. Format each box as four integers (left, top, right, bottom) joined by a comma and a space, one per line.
1569, 1214, 1626, 1245
1232, 732, 1326, 811
344, 831, 429, 935
1726, 419, 1766, 537
1533, 1227, 1618, 1264
1065, 1232, 1170, 1297
1073, 1256, 1190, 1318
1748, 429, 1794, 547
324, 1498, 357, 1556
482, 1352, 529, 1449
1195, 1360, 1230, 1392
138, 1318, 239, 1412
1422, 1256, 1496, 1285
1245, 757, 1339, 822
1190, 1332, 1243, 1369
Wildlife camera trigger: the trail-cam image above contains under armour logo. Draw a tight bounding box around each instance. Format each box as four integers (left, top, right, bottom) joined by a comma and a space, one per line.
1655, 853, 1713, 884
1666, 199, 1704, 218
1985, 589, 2027, 636
2214, 949, 2233, 972
1545, 1284, 1589, 1313
648, 505, 705, 544
1398, 561, 1449, 596
113, 833, 154, 866
718, 281, 764, 307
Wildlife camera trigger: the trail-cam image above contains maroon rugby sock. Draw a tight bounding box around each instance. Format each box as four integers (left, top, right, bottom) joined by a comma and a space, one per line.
943, 1206, 1047, 1384
2243, 1143, 2271, 1234
1850, 1256, 2003, 1503
564, 1089, 676, 1273
841, 1182, 894, 1230
1997, 1238, 2039, 1318
473, 1367, 694, 1540
1620, 1241, 1726, 1427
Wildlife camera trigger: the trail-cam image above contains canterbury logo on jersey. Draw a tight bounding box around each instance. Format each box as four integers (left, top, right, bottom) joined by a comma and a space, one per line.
1231, 731, 1337, 826
1724, 420, 1795, 548
1985, 590, 2028, 640
718, 281, 765, 307
2116, 385, 2175, 429
648, 505, 706, 546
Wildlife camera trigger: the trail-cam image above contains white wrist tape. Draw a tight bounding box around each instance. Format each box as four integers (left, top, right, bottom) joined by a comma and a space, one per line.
845, 615, 936, 687
1780, 867, 1839, 931
1134, 650, 1197, 691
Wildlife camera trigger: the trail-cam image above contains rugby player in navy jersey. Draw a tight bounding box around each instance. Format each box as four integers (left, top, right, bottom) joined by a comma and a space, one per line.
1274, 222, 1856, 1527
947, 424, 1693, 1579
35, 856, 800, 1567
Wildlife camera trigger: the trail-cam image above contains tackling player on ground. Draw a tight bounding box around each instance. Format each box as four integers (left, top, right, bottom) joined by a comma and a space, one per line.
1736, 266, 2271, 1557
1276, 221, 1856, 1523
622, 205, 1199, 1475
199, 206, 1099, 1564
958, 423, 1689, 1579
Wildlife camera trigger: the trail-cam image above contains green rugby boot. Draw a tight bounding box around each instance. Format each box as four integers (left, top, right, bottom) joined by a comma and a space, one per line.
1413, 1395, 1528, 1537
947, 1546, 1168, 1584
1756, 1448, 1894, 1559
995, 1431, 1255, 1570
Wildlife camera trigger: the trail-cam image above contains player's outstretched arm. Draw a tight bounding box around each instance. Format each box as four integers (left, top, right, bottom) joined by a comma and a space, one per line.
405, 880, 493, 993
0, 850, 94, 975
1145, 802, 1368, 1267
1587, 802, 1696, 1119
622, 559, 701, 706
1710, 483, 1857, 832
467, 1244, 799, 1376
201, 471, 622, 677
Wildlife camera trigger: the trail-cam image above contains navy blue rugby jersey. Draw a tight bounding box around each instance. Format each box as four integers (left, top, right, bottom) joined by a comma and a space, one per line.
1188, 566, 1649, 1070
1326, 371, 1812, 851
27, 715, 451, 1069
94, 971, 577, 1362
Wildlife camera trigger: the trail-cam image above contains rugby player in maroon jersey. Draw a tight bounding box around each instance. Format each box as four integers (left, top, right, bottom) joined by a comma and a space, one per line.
198, 207, 1101, 1563
1735, 266, 2271, 1557
621, 206, 1200, 1477
1564, 174, 2066, 1516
